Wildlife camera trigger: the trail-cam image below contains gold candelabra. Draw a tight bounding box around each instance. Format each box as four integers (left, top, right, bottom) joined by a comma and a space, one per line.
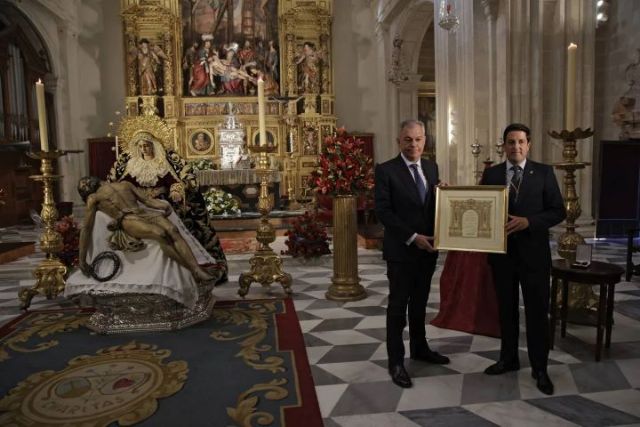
471, 140, 483, 183
495, 138, 505, 159
19, 150, 68, 309
548, 127, 593, 260
238, 145, 292, 297
549, 127, 598, 319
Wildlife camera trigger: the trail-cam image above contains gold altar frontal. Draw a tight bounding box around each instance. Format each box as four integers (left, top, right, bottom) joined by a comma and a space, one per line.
119, 0, 338, 205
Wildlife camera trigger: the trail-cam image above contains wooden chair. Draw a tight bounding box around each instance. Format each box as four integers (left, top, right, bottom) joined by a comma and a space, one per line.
627, 228, 640, 282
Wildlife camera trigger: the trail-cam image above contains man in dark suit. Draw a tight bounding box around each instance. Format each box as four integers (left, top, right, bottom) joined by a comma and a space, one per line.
481, 123, 566, 395
375, 120, 449, 389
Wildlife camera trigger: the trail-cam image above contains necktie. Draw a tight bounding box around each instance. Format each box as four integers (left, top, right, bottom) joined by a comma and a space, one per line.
410, 163, 427, 203
509, 165, 523, 205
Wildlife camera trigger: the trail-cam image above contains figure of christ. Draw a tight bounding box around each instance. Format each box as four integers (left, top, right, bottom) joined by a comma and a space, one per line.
208, 50, 257, 95
110, 131, 229, 283
78, 177, 215, 283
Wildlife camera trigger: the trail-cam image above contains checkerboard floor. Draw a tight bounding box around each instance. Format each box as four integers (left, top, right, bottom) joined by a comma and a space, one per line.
1, 227, 639, 426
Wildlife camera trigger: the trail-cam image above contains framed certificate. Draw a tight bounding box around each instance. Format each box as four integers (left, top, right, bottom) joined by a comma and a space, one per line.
434, 186, 508, 254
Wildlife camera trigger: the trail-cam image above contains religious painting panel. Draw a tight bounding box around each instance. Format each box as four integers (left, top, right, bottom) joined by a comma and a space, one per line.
181, 0, 280, 98
189, 129, 214, 154
418, 83, 436, 160
251, 128, 277, 147
302, 125, 318, 155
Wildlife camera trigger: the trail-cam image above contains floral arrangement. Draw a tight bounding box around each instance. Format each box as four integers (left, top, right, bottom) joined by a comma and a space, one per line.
203, 187, 241, 216
189, 158, 214, 171
308, 128, 375, 196
55, 215, 80, 268
281, 210, 331, 259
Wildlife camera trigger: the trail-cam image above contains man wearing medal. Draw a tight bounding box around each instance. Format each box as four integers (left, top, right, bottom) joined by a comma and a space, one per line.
480, 123, 565, 395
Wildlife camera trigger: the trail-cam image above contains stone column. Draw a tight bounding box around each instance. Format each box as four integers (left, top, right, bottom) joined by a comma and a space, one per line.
434, 3, 451, 182
481, 0, 498, 161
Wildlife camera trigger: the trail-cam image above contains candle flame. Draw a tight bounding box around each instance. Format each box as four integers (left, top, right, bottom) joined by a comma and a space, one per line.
568, 43, 577, 49
36, 78, 42, 84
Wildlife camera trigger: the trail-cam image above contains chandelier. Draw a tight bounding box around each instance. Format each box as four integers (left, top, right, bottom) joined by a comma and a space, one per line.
438, 1, 460, 32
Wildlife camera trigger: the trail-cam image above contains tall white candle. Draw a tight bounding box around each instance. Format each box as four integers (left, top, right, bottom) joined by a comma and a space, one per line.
289, 128, 294, 152
565, 43, 577, 131
257, 77, 266, 146
35, 79, 49, 152
115, 135, 119, 158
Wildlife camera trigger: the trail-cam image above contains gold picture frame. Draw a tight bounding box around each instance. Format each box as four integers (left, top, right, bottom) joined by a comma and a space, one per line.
434, 185, 508, 254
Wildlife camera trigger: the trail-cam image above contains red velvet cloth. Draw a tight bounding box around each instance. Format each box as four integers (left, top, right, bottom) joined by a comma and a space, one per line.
431, 251, 501, 337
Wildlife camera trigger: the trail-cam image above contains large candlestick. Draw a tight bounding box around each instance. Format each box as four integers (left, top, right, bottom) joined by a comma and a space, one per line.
257, 77, 266, 146
115, 135, 120, 158
565, 43, 577, 131
35, 79, 49, 152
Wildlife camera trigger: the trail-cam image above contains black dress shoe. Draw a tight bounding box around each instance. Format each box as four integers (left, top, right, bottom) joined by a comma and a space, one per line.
484, 360, 520, 375
410, 349, 450, 364
532, 370, 554, 395
388, 364, 412, 388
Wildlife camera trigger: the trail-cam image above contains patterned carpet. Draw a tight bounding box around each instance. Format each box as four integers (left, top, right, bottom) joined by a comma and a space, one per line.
1, 226, 639, 426
0, 299, 321, 426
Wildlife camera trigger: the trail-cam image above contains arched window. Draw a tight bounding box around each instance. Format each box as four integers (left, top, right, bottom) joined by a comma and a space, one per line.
0, 2, 53, 226
0, 2, 53, 148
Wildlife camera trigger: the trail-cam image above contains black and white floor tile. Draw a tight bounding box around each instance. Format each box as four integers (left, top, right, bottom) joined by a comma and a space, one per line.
1, 227, 639, 426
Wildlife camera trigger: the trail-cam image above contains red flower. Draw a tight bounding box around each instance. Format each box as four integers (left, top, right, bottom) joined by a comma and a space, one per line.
281, 210, 331, 259
308, 130, 375, 196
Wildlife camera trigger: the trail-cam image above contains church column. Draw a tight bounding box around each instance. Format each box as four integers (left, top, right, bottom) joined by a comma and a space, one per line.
285, 33, 296, 96
482, 0, 498, 161
434, 2, 451, 183
454, 0, 476, 185
397, 73, 422, 122
566, 0, 595, 222
373, 20, 395, 163
54, 17, 85, 207
125, 30, 137, 97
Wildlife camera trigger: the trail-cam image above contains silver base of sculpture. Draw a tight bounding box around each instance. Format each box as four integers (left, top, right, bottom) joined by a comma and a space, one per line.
79, 283, 215, 334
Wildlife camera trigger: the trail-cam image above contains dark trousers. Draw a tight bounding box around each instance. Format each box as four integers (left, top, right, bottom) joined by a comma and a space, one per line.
386, 258, 437, 367
490, 248, 551, 372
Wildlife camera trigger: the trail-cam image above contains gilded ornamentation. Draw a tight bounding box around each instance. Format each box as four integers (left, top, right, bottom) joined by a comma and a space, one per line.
286, 33, 296, 95
319, 33, 331, 94
210, 301, 286, 373
238, 146, 293, 297
162, 32, 174, 96
549, 127, 598, 314
117, 1, 335, 186
326, 195, 367, 301
0, 341, 188, 426
19, 151, 68, 310
117, 113, 174, 153
140, 95, 159, 115
548, 127, 594, 260
0, 312, 86, 362
125, 33, 138, 95
227, 379, 289, 427
448, 199, 492, 238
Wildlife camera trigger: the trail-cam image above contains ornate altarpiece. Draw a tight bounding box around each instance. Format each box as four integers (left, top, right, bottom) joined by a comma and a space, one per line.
118, 0, 335, 198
